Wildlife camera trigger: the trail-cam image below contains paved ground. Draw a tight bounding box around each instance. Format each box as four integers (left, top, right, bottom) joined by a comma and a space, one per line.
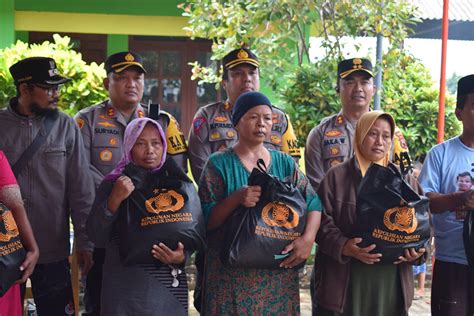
189, 289, 431, 315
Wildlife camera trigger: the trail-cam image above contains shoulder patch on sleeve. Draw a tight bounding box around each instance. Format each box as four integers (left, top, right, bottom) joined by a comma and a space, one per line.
193, 117, 206, 135
280, 114, 300, 157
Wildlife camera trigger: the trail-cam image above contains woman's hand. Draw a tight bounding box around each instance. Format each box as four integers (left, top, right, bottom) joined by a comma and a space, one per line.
16, 248, 39, 283
280, 211, 321, 268
394, 247, 426, 264
152, 242, 185, 265
207, 185, 262, 230
280, 235, 313, 268
107, 176, 135, 213
342, 237, 382, 264
239, 185, 261, 207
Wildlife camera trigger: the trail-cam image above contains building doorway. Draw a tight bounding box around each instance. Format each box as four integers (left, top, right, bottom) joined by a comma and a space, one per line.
130, 36, 222, 135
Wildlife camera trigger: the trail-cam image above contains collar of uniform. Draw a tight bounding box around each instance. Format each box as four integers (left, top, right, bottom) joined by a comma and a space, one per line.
105, 100, 118, 119
335, 111, 345, 126
134, 105, 146, 119
222, 100, 233, 111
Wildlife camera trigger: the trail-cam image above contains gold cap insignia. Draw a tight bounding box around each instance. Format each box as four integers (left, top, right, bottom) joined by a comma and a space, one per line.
352, 58, 363, 70
125, 53, 135, 62
237, 49, 249, 59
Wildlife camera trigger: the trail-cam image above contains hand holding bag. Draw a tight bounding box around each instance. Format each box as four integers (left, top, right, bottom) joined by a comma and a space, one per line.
221, 159, 307, 269
117, 159, 206, 265
354, 163, 430, 263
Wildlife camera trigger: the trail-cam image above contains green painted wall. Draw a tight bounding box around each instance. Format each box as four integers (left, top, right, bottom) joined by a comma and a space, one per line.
107, 34, 128, 55
15, 31, 28, 43
15, 0, 183, 16
0, 0, 15, 48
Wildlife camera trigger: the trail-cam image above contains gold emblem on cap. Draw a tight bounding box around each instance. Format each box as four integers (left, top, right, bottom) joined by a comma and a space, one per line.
237, 49, 249, 59
125, 53, 135, 62
353, 58, 363, 69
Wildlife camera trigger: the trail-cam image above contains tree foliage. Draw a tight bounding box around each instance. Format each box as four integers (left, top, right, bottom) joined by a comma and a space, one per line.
0, 34, 107, 116
182, 0, 320, 89
183, 0, 461, 158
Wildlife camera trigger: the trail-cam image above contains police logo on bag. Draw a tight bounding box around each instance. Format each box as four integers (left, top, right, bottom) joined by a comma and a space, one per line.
0, 208, 19, 242
261, 201, 299, 229
383, 206, 418, 234
145, 189, 184, 214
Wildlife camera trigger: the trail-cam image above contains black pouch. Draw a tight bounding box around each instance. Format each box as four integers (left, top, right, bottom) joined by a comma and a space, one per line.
463, 210, 474, 268
354, 163, 430, 263
0, 202, 26, 296
221, 159, 307, 269
118, 159, 206, 265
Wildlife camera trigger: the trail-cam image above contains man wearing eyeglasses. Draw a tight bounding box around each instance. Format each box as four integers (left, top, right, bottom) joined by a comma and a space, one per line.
0, 57, 94, 315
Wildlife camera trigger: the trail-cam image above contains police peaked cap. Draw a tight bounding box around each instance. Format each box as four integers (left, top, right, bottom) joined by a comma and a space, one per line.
338, 58, 374, 79
105, 51, 147, 74
223, 48, 259, 70
9, 57, 71, 85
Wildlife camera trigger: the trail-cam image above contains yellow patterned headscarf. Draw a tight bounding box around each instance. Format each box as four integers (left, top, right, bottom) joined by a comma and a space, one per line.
354, 111, 396, 176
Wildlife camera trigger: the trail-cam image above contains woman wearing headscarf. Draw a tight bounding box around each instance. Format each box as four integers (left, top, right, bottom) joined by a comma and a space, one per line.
88, 118, 190, 315
198, 91, 322, 315
314, 111, 426, 316
0, 151, 39, 316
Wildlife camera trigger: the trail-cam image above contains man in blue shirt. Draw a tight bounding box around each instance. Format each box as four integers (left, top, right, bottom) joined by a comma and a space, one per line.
419, 74, 474, 316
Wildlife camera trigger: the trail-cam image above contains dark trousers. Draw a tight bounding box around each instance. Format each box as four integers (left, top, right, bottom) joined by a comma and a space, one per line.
193, 250, 205, 312
310, 267, 318, 316
82, 247, 105, 316
431, 259, 474, 316
22, 259, 75, 316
